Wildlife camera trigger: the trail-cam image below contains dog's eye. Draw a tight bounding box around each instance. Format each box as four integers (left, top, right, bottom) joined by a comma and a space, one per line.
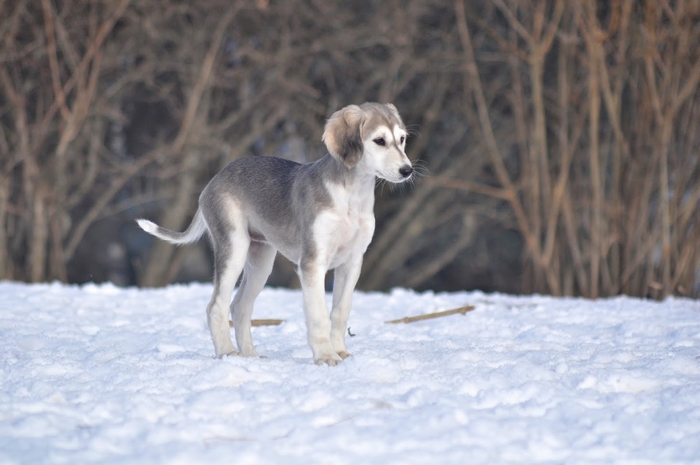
400, 136, 405, 144
373, 138, 385, 146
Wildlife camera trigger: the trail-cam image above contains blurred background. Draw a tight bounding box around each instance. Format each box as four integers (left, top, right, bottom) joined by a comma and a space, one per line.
1, 0, 699, 298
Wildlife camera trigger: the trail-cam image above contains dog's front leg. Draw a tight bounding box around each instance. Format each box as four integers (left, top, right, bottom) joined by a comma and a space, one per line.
330, 258, 363, 359
299, 263, 342, 366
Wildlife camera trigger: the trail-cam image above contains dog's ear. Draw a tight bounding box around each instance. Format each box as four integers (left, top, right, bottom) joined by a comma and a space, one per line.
322, 105, 365, 169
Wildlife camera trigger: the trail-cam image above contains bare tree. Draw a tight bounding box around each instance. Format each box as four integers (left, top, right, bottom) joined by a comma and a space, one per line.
441, 0, 700, 297
0, 0, 131, 281
1, 0, 698, 298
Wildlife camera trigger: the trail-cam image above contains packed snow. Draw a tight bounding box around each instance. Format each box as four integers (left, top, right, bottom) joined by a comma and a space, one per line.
1, 281, 699, 464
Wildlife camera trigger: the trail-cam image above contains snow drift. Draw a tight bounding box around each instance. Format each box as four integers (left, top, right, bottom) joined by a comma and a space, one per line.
1, 282, 699, 464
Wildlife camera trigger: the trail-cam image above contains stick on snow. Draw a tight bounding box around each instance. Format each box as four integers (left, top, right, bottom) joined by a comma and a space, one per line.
385, 305, 475, 324
229, 319, 284, 328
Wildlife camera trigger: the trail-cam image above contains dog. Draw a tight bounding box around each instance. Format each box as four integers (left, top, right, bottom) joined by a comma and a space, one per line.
137, 103, 413, 365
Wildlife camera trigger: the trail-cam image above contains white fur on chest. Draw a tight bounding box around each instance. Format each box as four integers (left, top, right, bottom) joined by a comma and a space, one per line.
312, 180, 376, 269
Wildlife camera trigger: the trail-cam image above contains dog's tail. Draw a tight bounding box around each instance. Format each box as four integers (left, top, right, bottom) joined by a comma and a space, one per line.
136, 209, 207, 245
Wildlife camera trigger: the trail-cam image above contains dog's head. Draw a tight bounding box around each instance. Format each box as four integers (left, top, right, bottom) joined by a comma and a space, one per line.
322, 103, 413, 183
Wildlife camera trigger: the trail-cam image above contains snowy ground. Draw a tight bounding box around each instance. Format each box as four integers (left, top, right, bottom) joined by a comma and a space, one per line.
1, 281, 699, 464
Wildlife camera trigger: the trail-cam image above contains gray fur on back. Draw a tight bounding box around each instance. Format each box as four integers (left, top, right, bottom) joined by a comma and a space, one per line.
199, 154, 343, 266
199, 102, 406, 268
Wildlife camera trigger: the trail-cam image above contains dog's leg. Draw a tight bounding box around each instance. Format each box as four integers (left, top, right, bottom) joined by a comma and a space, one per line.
330, 258, 362, 359
299, 263, 342, 366
206, 232, 250, 358
230, 242, 276, 357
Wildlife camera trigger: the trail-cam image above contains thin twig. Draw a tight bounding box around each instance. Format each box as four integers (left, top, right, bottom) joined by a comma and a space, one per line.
385, 305, 475, 324
229, 319, 285, 328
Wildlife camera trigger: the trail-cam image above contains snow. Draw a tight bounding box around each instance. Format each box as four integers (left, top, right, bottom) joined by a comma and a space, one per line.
1, 281, 699, 464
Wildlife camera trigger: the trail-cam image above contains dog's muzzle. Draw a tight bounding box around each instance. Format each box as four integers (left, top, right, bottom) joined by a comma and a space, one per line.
399, 165, 413, 179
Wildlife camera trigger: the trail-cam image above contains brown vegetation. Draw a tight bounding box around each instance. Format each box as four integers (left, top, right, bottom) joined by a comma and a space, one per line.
1, 0, 698, 298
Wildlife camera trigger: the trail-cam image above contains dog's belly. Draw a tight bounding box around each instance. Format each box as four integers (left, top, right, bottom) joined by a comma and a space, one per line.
247, 224, 303, 264
246, 209, 374, 271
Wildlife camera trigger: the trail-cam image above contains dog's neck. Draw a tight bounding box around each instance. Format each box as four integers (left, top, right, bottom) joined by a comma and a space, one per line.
341, 158, 378, 210
345, 166, 376, 192
317, 152, 375, 188
317, 154, 376, 214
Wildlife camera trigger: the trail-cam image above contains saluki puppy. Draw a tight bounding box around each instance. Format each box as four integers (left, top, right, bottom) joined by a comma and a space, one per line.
137, 103, 413, 365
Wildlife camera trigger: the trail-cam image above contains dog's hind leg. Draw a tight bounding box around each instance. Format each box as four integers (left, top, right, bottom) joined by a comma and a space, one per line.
230, 242, 276, 357
330, 258, 363, 359
206, 228, 250, 358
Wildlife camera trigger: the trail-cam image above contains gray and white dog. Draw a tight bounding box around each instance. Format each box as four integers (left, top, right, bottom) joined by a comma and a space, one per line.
137, 103, 413, 365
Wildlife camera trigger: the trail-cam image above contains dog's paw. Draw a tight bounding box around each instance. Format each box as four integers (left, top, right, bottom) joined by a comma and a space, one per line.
336, 351, 352, 360
217, 350, 240, 359
314, 352, 344, 366
239, 347, 259, 358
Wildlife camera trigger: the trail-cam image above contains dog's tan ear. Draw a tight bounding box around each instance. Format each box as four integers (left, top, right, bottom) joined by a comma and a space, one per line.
322, 105, 365, 169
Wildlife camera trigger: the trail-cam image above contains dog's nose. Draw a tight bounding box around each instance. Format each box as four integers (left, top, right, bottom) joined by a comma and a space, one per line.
399, 165, 413, 178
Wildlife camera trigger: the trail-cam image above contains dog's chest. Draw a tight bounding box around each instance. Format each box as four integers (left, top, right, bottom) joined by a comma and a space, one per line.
316, 182, 375, 267
327, 209, 373, 267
